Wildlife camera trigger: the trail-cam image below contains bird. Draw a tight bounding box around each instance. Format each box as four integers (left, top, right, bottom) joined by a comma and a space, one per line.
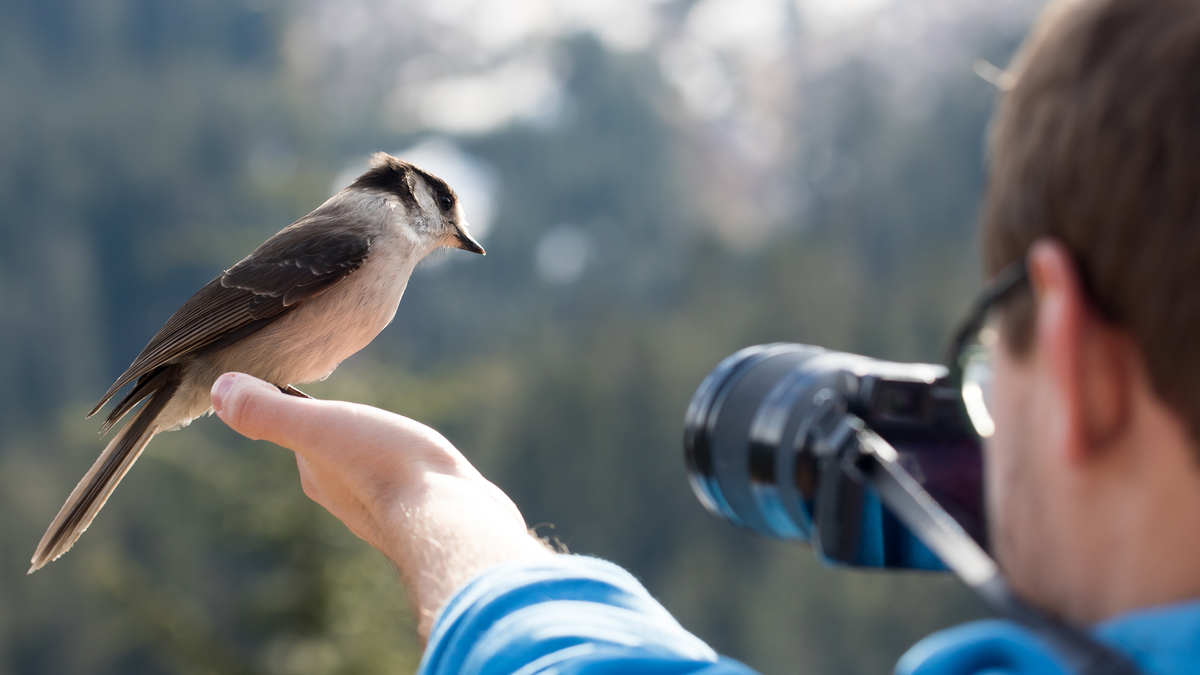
29, 152, 484, 573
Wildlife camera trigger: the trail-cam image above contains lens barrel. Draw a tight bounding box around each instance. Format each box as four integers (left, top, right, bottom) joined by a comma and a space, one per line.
685, 344, 851, 540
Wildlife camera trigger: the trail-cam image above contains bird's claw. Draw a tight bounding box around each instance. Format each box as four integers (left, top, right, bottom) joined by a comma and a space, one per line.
279, 384, 313, 399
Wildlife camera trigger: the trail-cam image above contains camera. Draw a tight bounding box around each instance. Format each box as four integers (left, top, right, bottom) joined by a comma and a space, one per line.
683, 343, 986, 570
683, 343, 1150, 675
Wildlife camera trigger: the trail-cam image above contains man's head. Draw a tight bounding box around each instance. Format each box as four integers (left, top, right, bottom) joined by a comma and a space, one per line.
981, 0, 1200, 624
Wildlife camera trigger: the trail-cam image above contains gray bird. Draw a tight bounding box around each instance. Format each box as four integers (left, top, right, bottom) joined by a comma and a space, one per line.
29, 153, 484, 573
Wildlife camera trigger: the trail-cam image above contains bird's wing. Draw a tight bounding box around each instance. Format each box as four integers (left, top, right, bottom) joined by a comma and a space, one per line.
91, 216, 372, 419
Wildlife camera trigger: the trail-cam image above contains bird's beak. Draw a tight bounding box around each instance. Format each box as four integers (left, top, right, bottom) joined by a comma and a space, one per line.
451, 223, 486, 255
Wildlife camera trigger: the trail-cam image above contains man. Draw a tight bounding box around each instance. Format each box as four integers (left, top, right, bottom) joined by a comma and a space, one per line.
208, 0, 1200, 672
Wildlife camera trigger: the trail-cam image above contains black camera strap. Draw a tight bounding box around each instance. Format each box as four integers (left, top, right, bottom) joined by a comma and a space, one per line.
829, 414, 1144, 675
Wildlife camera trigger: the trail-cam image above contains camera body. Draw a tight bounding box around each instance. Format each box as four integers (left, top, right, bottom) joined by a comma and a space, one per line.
684, 343, 985, 570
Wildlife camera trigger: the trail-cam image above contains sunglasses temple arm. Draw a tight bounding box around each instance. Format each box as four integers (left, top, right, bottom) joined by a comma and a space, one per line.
942, 257, 1030, 367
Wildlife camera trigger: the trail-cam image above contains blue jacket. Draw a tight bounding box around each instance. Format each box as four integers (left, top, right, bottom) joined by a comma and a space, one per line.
418, 556, 1200, 675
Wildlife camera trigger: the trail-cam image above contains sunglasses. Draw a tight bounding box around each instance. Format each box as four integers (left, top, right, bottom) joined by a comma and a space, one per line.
945, 257, 1030, 438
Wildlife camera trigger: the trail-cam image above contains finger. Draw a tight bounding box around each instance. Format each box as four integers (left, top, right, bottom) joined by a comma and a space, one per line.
210, 372, 461, 469
211, 372, 315, 446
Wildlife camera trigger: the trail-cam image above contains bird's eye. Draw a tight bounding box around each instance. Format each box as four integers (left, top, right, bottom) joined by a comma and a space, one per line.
438, 194, 454, 211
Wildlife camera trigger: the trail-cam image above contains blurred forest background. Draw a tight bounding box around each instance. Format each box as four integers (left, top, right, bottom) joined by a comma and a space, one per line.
0, 0, 1042, 673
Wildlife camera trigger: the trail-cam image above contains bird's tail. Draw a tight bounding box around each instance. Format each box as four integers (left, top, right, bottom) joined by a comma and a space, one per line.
29, 365, 183, 573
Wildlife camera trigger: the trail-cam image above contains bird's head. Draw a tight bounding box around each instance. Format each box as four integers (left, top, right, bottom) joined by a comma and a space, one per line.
350, 152, 485, 256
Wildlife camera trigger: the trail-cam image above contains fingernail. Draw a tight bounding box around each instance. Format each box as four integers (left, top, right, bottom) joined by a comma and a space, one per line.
211, 373, 237, 413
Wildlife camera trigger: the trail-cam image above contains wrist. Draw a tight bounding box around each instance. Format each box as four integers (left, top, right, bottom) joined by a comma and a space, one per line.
376, 472, 554, 639
379, 472, 541, 560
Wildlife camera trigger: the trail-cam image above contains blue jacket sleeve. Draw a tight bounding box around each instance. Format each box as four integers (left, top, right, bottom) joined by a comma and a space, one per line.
417, 556, 759, 675
418, 555, 1198, 675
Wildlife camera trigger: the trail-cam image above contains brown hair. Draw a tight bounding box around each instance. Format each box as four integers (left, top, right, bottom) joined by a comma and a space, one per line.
981, 0, 1200, 443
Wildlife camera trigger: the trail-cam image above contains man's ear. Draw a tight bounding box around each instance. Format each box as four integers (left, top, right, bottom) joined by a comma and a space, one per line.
1027, 240, 1131, 464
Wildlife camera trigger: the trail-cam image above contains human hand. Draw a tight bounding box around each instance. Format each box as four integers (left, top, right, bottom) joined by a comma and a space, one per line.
209, 372, 552, 637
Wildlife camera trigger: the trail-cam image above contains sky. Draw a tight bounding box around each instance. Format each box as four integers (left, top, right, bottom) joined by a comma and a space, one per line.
287, 0, 1043, 256
287, 0, 1041, 134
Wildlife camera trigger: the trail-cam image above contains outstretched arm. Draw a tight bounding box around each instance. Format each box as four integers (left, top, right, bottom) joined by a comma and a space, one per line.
210, 372, 756, 675
209, 372, 553, 639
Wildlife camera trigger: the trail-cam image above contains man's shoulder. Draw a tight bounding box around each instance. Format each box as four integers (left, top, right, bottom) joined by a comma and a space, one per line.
898, 620, 1071, 675
1094, 600, 1200, 675
900, 600, 1200, 675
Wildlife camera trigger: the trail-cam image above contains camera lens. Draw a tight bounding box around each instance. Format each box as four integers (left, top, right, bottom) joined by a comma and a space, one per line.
684, 343, 853, 540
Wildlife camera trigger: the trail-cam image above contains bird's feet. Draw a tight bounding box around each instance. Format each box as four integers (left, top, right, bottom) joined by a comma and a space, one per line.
278, 384, 313, 399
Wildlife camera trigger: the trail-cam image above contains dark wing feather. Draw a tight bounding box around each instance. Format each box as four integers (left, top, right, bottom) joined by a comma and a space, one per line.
225, 227, 373, 316
90, 215, 372, 418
